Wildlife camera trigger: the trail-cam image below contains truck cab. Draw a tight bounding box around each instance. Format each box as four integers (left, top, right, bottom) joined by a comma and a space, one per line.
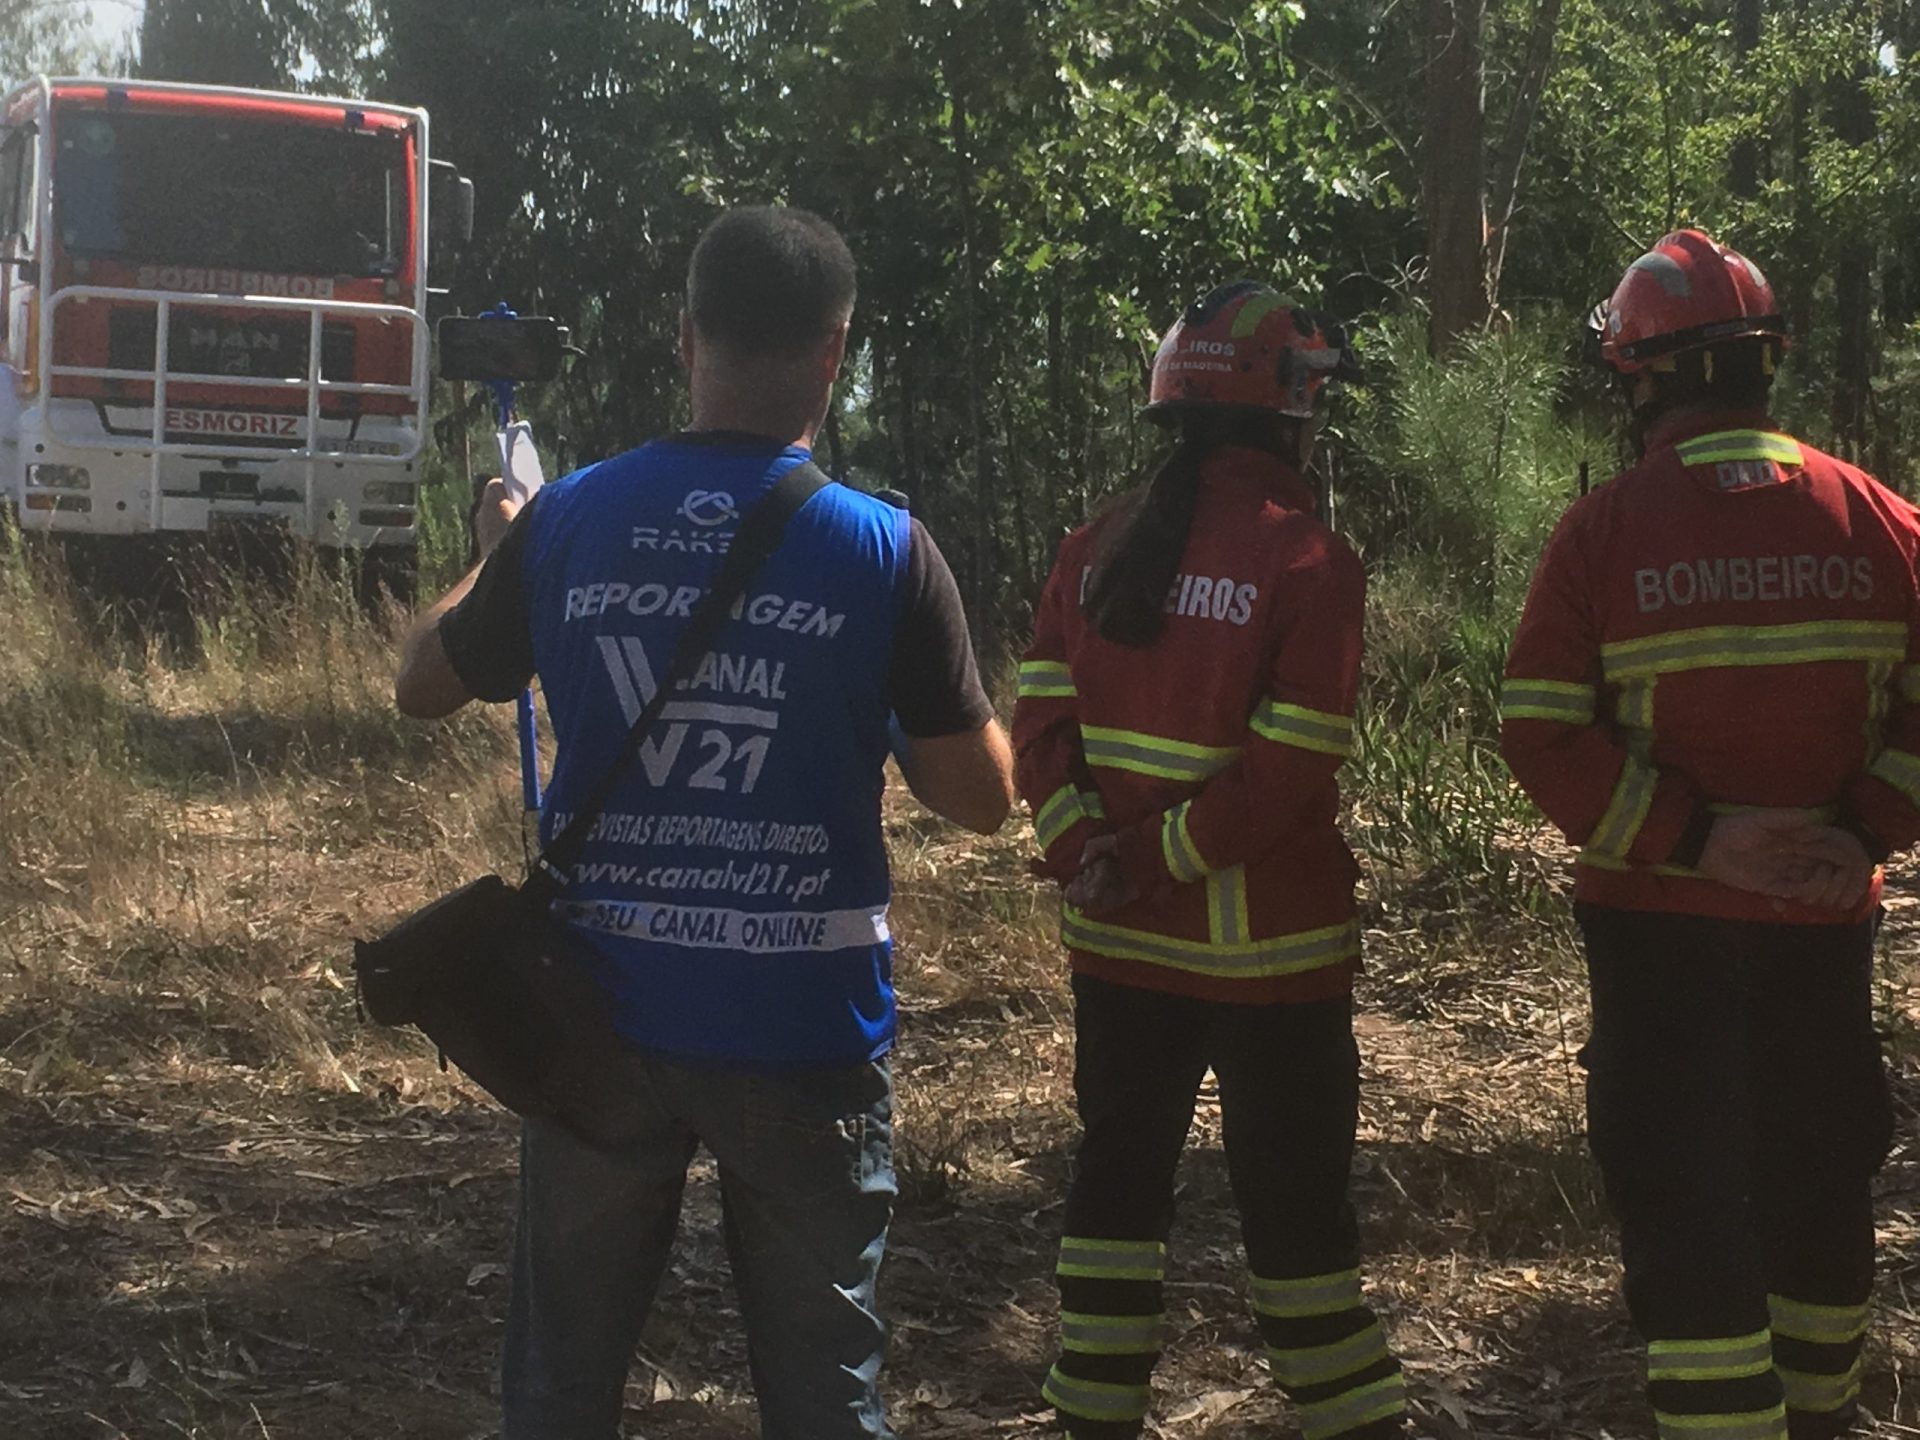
0, 77, 468, 571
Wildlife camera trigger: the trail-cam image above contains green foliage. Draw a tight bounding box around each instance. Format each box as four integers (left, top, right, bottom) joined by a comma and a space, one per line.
1346, 557, 1553, 913
1341, 310, 1606, 608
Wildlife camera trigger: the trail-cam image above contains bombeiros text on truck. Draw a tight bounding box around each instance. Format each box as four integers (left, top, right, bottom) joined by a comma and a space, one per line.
0, 76, 475, 582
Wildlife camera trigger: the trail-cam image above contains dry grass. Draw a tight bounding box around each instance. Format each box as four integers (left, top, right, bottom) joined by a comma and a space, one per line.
0, 536, 1916, 1438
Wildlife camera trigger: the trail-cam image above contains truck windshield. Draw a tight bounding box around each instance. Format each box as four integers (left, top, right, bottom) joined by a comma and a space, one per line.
53, 107, 407, 278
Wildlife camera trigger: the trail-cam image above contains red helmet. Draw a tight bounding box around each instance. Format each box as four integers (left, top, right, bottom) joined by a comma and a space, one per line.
1148, 281, 1360, 419
1595, 230, 1785, 374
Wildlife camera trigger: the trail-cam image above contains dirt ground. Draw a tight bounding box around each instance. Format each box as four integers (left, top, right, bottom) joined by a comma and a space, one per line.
2, 772, 1917, 1440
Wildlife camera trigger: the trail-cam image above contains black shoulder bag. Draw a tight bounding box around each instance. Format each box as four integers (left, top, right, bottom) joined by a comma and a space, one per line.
353, 461, 830, 1148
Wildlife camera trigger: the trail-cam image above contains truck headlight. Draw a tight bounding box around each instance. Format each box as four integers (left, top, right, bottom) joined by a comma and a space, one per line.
27, 464, 90, 490
362, 480, 416, 506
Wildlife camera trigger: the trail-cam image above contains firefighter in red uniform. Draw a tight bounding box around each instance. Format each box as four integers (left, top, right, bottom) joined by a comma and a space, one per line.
1013, 282, 1405, 1440
1502, 230, 1909, 1440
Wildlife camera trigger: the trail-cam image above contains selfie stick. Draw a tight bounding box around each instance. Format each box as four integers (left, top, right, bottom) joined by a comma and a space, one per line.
480, 303, 546, 815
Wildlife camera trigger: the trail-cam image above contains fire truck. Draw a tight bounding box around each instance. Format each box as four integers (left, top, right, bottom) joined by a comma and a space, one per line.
0, 77, 473, 582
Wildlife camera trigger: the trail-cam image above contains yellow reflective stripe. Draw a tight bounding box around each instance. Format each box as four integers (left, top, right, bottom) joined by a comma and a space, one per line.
1648, 1331, 1773, 1383
1017, 659, 1076, 699
1501, 678, 1597, 724
1866, 659, 1895, 763
1617, 678, 1657, 733
1601, 621, 1905, 681
1063, 910, 1359, 980
1034, 787, 1089, 851
1654, 1406, 1787, 1440
1042, 1369, 1152, 1422
1206, 866, 1250, 945
1057, 1236, 1166, 1281
1082, 725, 1236, 781
1898, 664, 1920, 704
1868, 746, 1920, 807
1297, 1372, 1407, 1440
1675, 429, 1804, 467
1249, 700, 1354, 757
1059, 1310, 1167, 1356
1589, 753, 1659, 859
1161, 801, 1208, 883
1769, 1295, 1871, 1345
1079, 788, 1106, 820
1267, 1321, 1390, 1388
1776, 1363, 1861, 1414
1250, 1268, 1362, 1319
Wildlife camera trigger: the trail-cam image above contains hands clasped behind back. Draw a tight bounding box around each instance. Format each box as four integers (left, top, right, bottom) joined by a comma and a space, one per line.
1696, 809, 1875, 911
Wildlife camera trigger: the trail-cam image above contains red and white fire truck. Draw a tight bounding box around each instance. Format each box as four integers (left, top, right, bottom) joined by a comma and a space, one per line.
0, 77, 471, 574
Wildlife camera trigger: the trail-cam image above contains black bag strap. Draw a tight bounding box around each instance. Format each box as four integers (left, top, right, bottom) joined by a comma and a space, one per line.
523, 457, 830, 906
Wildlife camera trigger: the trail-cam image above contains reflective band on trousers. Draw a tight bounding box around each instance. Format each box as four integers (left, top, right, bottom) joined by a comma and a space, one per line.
1588, 752, 1659, 859
1268, 1321, 1390, 1388
1768, 1294, 1871, 1345
1297, 1372, 1407, 1440
1161, 801, 1208, 883
1674, 430, 1804, 468
1868, 747, 1920, 808
1036, 786, 1102, 852
1653, 1404, 1788, 1440
1600, 621, 1904, 682
1500, 677, 1597, 724
1648, 1331, 1773, 1383
1063, 910, 1359, 980
1057, 1236, 1166, 1281
1777, 1363, 1861, 1414
1042, 1369, 1152, 1423
1082, 724, 1236, 781
1250, 1268, 1363, 1319
1018, 659, 1076, 699
1059, 1310, 1167, 1356
1249, 700, 1355, 757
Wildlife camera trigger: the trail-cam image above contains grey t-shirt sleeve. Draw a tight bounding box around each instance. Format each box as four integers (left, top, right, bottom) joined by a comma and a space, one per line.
885, 518, 995, 738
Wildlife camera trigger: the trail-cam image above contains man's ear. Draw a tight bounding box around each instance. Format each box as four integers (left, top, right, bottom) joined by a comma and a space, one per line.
678, 310, 696, 370
821, 321, 851, 383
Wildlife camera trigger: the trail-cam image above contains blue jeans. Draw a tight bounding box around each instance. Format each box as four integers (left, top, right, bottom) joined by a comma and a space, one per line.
500, 1050, 896, 1440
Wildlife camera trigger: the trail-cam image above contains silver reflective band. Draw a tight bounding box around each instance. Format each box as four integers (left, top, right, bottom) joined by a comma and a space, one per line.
1267, 1322, 1390, 1387
1250, 1268, 1363, 1318
1297, 1372, 1406, 1440
1647, 1331, 1772, 1381
1060, 1311, 1167, 1355
1652, 1407, 1788, 1440
1056, 1237, 1167, 1280
1041, 1369, 1151, 1422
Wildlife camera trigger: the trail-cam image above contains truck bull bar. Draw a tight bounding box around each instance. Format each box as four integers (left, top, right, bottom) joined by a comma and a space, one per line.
40, 284, 430, 535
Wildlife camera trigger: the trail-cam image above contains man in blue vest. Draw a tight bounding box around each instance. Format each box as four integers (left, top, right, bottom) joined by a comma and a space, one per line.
395, 205, 1014, 1440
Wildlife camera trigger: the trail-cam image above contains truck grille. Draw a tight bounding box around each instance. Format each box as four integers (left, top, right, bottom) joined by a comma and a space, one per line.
109, 308, 356, 381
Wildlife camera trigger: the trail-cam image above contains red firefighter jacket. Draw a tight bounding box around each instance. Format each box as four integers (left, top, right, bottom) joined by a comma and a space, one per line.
1501, 410, 1920, 923
1013, 446, 1364, 1003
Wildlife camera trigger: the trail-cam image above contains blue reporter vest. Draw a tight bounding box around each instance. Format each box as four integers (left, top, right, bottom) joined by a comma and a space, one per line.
522, 438, 908, 1066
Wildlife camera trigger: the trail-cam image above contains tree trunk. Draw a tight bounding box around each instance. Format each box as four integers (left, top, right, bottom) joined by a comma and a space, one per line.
948, 76, 997, 644
1484, 0, 1563, 309
1828, 40, 1876, 458
1729, 0, 1762, 199
1423, 0, 1491, 351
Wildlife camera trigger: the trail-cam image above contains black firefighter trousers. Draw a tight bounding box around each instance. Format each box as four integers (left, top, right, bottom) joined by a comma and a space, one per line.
1576, 905, 1894, 1440
1042, 974, 1404, 1440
